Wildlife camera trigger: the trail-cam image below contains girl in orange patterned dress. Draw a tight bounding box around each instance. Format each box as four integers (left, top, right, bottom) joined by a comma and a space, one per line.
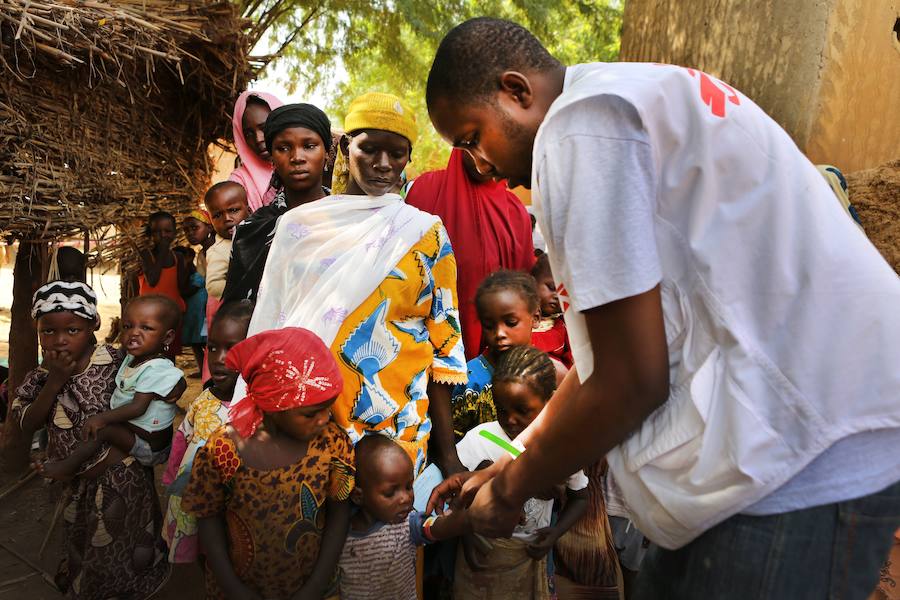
181, 327, 355, 599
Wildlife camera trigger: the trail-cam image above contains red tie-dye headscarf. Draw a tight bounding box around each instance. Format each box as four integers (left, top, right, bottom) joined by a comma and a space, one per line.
226, 327, 343, 437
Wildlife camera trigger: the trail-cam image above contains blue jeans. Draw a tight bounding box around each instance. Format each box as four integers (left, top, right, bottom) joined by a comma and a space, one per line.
633, 480, 900, 599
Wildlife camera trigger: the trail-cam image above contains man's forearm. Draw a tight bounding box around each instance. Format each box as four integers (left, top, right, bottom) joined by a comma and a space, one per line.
500, 373, 664, 506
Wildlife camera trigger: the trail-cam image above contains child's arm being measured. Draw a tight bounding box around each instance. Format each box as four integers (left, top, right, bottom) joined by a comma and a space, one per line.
412, 506, 470, 545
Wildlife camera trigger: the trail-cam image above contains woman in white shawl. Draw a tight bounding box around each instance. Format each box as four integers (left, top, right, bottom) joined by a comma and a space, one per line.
244, 92, 468, 475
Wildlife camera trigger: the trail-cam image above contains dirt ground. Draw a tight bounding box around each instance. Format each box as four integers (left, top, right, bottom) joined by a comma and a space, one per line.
846, 159, 900, 275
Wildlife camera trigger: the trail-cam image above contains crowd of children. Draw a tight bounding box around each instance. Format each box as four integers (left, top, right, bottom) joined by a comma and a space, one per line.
11, 72, 637, 600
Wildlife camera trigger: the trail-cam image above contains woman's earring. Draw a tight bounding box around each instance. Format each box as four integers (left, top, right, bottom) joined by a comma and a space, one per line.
164, 343, 170, 352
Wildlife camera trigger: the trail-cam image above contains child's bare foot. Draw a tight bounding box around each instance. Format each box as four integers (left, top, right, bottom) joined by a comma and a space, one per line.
34, 458, 77, 481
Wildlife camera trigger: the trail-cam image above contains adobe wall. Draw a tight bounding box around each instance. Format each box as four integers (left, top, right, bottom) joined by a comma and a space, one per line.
620, 0, 900, 172
806, 0, 900, 171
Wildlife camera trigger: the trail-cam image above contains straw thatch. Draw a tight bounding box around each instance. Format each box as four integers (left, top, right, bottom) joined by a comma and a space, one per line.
0, 0, 256, 266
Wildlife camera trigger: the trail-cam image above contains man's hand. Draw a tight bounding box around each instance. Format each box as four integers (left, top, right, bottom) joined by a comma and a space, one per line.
426, 454, 512, 515
81, 415, 106, 441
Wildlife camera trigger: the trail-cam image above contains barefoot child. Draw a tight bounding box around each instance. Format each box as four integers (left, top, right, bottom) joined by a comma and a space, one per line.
13, 281, 170, 596
451, 270, 541, 440
339, 435, 467, 599
454, 346, 588, 600
39, 294, 184, 479
162, 300, 253, 563
181, 327, 354, 599
530, 253, 573, 369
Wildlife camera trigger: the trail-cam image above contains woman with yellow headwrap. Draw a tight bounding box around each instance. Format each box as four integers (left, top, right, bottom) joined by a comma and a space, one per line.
244, 92, 468, 476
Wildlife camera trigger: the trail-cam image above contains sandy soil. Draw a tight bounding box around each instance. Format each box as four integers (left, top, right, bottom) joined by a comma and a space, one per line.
846, 159, 900, 275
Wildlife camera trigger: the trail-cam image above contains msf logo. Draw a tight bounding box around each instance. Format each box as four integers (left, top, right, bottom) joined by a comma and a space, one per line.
686, 68, 740, 118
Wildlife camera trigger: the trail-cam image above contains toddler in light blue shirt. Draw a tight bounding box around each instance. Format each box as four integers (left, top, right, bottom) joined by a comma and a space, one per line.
41, 295, 185, 480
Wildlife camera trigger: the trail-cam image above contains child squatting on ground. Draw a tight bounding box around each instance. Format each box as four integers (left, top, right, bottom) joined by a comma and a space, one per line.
163, 300, 254, 563
180, 327, 354, 599
37, 294, 185, 480
454, 345, 589, 600
338, 435, 467, 599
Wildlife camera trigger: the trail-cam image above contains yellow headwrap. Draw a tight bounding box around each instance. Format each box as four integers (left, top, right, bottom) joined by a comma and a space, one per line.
344, 92, 418, 146
189, 209, 211, 225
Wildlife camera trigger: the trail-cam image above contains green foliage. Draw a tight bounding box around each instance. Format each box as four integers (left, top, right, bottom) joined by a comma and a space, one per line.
253, 0, 622, 171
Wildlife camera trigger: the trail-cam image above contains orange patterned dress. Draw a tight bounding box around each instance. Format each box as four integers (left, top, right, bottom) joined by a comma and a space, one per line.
181, 423, 355, 599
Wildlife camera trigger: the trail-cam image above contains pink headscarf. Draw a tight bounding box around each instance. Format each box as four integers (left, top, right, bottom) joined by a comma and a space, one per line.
228, 90, 284, 212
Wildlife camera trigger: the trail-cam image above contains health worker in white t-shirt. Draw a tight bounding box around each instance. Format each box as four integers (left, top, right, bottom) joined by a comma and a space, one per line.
424, 17, 900, 600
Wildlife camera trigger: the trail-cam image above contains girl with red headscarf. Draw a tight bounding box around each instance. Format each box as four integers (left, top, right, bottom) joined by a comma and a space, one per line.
181, 327, 354, 600
405, 149, 535, 360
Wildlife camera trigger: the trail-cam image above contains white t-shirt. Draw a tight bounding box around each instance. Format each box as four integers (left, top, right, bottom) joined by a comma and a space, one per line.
532, 62, 900, 549
456, 422, 588, 541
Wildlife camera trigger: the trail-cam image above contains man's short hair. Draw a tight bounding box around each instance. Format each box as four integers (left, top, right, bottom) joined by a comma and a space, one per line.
426, 17, 561, 109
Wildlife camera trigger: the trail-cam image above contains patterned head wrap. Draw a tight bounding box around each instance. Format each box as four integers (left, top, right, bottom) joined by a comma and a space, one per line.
263, 103, 332, 155
227, 327, 343, 438
31, 281, 99, 322
189, 209, 211, 225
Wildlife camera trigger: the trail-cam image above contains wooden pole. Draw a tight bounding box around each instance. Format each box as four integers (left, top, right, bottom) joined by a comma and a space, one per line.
8, 241, 44, 391
2, 240, 45, 471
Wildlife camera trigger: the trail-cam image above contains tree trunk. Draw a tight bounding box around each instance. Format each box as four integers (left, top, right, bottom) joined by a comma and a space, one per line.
2, 240, 45, 472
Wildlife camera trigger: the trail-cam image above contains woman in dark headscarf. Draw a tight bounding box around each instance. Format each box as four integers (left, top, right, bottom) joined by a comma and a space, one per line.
221, 104, 333, 304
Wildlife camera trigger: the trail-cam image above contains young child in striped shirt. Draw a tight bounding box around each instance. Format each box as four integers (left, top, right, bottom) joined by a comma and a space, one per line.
338, 435, 467, 599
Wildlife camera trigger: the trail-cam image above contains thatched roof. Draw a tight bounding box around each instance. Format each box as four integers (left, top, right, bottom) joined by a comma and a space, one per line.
0, 0, 254, 263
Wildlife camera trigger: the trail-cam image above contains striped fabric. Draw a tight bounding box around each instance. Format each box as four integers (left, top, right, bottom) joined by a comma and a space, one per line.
338, 518, 417, 600
31, 280, 98, 321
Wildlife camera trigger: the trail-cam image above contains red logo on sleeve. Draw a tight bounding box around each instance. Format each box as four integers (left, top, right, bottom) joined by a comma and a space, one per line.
556, 283, 570, 312
687, 68, 740, 118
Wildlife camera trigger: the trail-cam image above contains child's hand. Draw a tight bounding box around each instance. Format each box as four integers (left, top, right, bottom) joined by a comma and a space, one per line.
43, 350, 78, 386
525, 526, 559, 560
82, 415, 107, 441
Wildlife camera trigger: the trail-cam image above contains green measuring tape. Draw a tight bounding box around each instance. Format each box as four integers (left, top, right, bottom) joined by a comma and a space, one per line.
478, 429, 522, 458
